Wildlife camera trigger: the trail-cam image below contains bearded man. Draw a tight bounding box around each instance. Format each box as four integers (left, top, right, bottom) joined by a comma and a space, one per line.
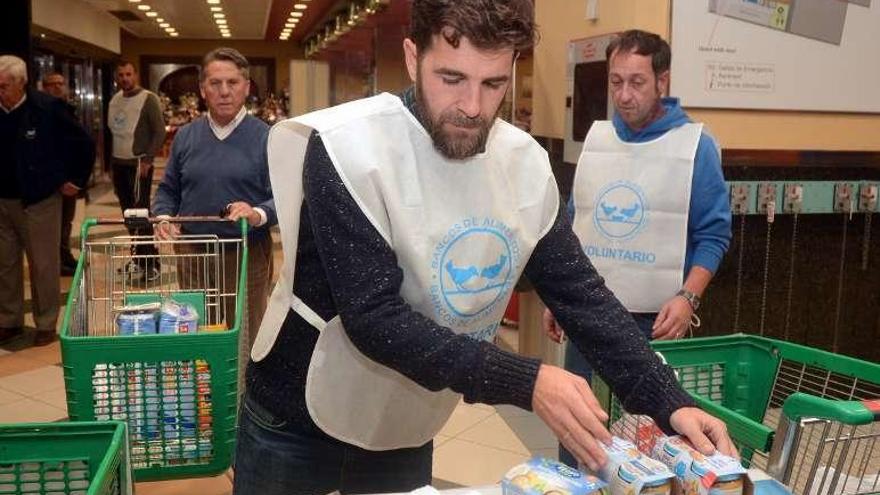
235, 3, 735, 494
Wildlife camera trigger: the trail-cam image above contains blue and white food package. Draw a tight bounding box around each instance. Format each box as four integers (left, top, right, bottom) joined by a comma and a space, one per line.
158, 300, 199, 334
502, 457, 608, 495
114, 302, 161, 335
651, 435, 746, 495
592, 437, 675, 495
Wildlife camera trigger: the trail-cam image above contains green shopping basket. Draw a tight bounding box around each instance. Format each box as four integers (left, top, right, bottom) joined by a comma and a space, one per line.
0, 421, 132, 495
60, 216, 248, 481
593, 333, 880, 495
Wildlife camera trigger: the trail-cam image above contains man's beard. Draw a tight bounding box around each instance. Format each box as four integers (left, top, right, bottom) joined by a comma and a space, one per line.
414, 74, 496, 160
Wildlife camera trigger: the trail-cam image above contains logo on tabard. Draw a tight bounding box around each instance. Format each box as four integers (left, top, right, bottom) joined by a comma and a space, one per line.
111, 110, 127, 132
441, 228, 512, 317
593, 181, 649, 241
430, 217, 520, 340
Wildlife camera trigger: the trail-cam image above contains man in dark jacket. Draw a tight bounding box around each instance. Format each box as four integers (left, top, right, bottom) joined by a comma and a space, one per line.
42, 71, 85, 276
0, 55, 95, 346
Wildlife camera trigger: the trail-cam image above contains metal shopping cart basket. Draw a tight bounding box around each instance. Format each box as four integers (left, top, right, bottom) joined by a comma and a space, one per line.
60, 216, 247, 481
0, 421, 132, 495
592, 334, 880, 495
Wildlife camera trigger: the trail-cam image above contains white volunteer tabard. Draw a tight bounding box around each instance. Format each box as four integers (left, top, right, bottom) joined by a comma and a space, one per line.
572, 120, 701, 312
252, 93, 559, 450
108, 90, 149, 160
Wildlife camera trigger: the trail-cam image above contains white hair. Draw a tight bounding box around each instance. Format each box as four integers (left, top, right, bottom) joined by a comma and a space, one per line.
0, 55, 28, 83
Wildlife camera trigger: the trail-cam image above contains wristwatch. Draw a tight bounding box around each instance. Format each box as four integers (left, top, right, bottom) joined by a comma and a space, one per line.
676, 289, 701, 311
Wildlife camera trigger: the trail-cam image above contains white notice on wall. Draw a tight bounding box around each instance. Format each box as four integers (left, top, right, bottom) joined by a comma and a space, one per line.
671, 0, 880, 113
705, 61, 775, 93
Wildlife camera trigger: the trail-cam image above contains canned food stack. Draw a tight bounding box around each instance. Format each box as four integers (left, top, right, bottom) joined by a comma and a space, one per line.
89, 300, 217, 469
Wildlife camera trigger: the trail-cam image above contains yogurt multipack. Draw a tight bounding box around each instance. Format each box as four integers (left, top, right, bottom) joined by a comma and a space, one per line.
594, 437, 675, 495
651, 436, 746, 495
503, 457, 608, 495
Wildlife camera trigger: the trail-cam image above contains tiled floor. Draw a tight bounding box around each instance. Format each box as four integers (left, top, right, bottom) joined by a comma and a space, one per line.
0, 165, 555, 493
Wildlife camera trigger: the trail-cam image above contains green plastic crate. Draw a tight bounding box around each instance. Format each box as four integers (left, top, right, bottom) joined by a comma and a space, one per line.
59, 219, 248, 481
0, 421, 132, 495
593, 334, 880, 494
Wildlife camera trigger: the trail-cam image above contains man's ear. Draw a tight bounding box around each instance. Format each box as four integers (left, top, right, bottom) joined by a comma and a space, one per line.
403, 38, 418, 83
657, 69, 670, 96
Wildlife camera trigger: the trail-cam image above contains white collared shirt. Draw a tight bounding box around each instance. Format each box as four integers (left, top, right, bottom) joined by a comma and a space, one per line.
207, 106, 247, 141
1, 93, 26, 114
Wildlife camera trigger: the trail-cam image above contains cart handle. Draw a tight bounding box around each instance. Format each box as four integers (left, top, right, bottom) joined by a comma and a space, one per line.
97, 209, 239, 225
782, 392, 879, 426
768, 393, 878, 482
81, 213, 249, 240
94, 209, 249, 235
95, 215, 239, 225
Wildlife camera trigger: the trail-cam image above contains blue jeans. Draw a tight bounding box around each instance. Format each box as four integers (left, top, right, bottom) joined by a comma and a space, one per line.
558, 312, 656, 468
233, 393, 433, 495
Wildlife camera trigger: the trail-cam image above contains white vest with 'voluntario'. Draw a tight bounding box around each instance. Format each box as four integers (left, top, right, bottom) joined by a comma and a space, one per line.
252, 93, 559, 450
572, 120, 701, 312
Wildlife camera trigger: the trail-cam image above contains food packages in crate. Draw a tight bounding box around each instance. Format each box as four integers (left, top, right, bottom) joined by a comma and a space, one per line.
115, 302, 162, 335
158, 300, 199, 334
651, 436, 746, 495
502, 457, 608, 495
594, 437, 675, 495
610, 415, 746, 495
608, 413, 666, 456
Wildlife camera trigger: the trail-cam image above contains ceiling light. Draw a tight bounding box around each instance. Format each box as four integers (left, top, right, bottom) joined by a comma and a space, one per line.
128, 0, 140, 2
159, 22, 169, 27
206, 0, 220, 3
210, 6, 222, 11
294, 3, 307, 9
213, 13, 225, 18
146, 12, 157, 17
137, 4, 151, 10
222, 33, 231, 38
170, 32, 179, 37
155, 17, 164, 22
216, 19, 227, 25
291, 12, 303, 18
165, 27, 175, 32
284, 22, 296, 28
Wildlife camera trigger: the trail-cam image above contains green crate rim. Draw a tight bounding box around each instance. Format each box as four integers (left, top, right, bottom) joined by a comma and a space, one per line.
0, 421, 129, 495
597, 333, 880, 460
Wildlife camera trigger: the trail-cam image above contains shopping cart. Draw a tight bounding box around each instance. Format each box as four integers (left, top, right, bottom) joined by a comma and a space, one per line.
60, 215, 247, 481
0, 421, 132, 495
592, 334, 880, 495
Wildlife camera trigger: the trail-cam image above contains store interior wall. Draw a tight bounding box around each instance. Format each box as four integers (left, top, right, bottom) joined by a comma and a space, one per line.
120, 33, 303, 96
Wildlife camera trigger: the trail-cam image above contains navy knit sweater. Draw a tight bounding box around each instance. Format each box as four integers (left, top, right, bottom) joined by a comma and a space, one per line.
246, 91, 695, 439
152, 115, 276, 238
